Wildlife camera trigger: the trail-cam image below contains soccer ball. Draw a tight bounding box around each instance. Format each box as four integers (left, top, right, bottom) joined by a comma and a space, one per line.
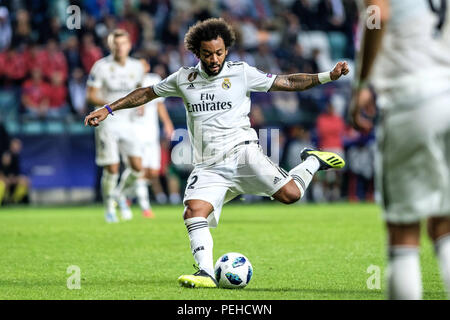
214, 252, 253, 289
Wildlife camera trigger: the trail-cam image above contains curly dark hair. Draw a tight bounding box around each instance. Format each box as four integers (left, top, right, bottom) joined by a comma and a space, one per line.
184, 18, 236, 58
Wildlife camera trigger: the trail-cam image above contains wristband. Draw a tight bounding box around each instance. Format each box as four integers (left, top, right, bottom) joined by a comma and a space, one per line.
105, 105, 114, 115
318, 72, 332, 84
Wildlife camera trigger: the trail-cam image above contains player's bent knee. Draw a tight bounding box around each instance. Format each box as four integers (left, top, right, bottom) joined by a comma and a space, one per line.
284, 191, 301, 204
183, 207, 190, 220
387, 223, 421, 246
277, 185, 301, 205
128, 157, 143, 172
427, 217, 450, 242
104, 164, 119, 175
183, 206, 207, 220
183, 200, 213, 220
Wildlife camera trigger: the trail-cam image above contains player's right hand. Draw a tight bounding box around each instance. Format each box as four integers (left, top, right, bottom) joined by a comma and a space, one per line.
330, 61, 350, 81
84, 107, 109, 127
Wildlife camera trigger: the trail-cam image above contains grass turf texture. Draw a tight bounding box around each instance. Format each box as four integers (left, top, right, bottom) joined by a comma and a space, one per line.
0, 203, 446, 300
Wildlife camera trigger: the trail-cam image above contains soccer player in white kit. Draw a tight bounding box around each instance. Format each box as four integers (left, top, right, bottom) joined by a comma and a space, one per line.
351, 0, 450, 299
128, 59, 174, 218
85, 18, 349, 287
86, 29, 145, 223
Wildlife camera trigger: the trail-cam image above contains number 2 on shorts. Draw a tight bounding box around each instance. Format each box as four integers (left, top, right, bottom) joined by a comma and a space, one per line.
187, 175, 198, 189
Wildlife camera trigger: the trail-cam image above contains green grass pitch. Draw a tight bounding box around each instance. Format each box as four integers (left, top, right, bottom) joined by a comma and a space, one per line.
0, 202, 446, 300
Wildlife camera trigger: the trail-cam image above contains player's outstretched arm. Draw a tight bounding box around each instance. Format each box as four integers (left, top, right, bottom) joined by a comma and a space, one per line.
269, 61, 349, 92
350, 0, 389, 132
84, 86, 158, 127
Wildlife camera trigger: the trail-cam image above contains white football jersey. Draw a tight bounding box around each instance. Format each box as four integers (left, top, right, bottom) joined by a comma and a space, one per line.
153, 61, 276, 165
87, 55, 145, 125
369, 0, 450, 109
131, 73, 164, 142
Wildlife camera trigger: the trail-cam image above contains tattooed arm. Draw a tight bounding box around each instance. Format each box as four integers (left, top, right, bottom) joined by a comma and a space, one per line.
269, 61, 350, 92
269, 73, 321, 92
109, 86, 157, 111
84, 86, 158, 127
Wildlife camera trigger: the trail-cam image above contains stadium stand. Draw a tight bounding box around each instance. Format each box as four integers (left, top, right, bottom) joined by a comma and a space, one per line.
0, 0, 373, 205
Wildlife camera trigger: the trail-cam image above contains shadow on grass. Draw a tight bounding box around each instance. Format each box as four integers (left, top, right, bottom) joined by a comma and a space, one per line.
244, 287, 446, 299
245, 287, 382, 296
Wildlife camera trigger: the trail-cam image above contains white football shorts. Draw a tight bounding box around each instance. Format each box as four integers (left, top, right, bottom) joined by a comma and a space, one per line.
141, 139, 161, 170
183, 142, 292, 228
95, 122, 142, 166
376, 92, 450, 224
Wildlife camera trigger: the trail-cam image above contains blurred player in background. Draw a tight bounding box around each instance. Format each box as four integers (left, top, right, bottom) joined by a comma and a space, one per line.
127, 58, 174, 218
86, 29, 145, 223
85, 18, 349, 288
351, 0, 450, 299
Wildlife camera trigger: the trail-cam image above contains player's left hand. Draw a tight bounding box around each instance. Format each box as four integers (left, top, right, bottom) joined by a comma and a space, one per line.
349, 87, 376, 133
330, 61, 350, 81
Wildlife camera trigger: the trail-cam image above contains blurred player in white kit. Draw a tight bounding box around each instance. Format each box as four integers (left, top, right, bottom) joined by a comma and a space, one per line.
127, 59, 174, 218
86, 29, 145, 223
352, 0, 450, 299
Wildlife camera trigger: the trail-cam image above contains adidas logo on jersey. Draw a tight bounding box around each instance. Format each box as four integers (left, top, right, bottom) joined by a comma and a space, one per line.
273, 176, 281, 185
187, 83, 195, 89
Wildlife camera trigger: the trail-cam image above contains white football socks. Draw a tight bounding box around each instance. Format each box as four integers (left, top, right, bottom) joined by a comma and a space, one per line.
289, 156, 320, 198
387, 246, 422, 300
135, 178, 151, 211
435, 234, 450, 298
101, 169, 119, 213
184, 217, 214, 277
116, 168, 142, 197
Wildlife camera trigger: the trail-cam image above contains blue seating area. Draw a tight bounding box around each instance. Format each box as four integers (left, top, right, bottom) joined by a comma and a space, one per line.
0, 89, 92, 135
0, 89, 19, 121
328, 32, 348, 61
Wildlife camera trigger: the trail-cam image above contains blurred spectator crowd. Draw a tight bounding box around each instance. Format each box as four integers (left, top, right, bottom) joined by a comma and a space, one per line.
0, 0, 377, 204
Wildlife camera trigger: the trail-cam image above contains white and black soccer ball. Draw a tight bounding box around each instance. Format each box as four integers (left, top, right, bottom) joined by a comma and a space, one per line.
214, 252, 253, 289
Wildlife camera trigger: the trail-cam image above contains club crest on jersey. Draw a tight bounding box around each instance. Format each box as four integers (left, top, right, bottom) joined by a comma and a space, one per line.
188, 72, 198, 82
222, 78, 231, 90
